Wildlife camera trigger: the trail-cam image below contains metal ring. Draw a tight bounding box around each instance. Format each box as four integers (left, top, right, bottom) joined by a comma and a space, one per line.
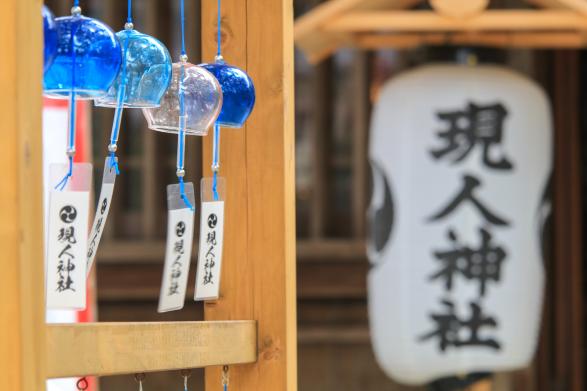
180, 369, 192, 378
134, 373, 146, 382
222, 365, 229, 386
76, 377, 89, 391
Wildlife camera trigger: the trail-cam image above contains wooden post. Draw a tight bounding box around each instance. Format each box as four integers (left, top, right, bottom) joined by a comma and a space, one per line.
201, 1, 297, 391
0, 0, 45, 390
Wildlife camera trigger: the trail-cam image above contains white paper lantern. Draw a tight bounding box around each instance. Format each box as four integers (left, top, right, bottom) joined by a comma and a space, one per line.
367, 64, 552, 385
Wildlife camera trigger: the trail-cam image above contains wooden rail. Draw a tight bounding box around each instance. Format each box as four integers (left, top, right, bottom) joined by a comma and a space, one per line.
46, 321, 257, 379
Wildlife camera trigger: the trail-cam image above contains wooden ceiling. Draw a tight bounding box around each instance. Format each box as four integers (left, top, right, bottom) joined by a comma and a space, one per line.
294, 0, 587, 63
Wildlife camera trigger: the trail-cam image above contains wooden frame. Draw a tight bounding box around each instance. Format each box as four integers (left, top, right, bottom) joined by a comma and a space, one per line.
1, 1, 295, 390
294, 0, 587, 63
46, 321, 257, 378
201, 0, 298, 390
1, 0, 45, 390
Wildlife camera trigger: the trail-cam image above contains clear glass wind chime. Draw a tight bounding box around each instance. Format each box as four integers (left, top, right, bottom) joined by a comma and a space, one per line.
145, 0, 222, 314
86, 0, 173, 275
95, 0, 172, 167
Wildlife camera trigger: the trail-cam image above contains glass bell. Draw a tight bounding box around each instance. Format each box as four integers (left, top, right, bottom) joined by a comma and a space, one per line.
43, 6, 58, 73
201, 59, 255, 128
95, 28, 172, 108
43, 9, 122, 100
143, 62, 223, 136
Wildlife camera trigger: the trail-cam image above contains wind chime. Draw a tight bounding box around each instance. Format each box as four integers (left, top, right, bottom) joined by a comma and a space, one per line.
144, 0, 223, 314
43, 0, 121, 309
88, 0, 173, 274
42, 0, 255, 386
194, 0, 256, 302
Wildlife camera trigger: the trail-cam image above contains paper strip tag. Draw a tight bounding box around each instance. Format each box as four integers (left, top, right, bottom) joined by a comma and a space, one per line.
194, 177, 226, 301
158, 182, 196, 313
86, 157, 117, 275
46, 163, 92, 310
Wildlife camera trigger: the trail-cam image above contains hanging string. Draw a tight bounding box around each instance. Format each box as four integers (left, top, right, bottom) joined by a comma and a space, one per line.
55, 7, 79, 191
216, 0, 222, 59
180, 0, 186, 56
211, 0, 222, 200
180, 369, 191, 391
127, 0, 133, 24
212, 122, 220, 200
222, 365, 229, 391
107, 1, 133, 176
134, 373, 145, 391
176, 0, 194, 211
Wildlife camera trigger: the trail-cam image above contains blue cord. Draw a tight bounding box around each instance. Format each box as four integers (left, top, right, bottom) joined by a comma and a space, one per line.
217, 0, 222, 57
107, 27, 131, 176
127, 0, 133, 24
55, 16, 78, 190
212, 122, 220, 201
211, 0, 222, 200
176, 14, 194, 211
180, 0, 186, 56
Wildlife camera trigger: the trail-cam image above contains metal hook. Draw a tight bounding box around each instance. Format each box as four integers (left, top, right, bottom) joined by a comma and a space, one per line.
134, 373, 146, 391
76, 377, 89, 391
222, 365, 229, 387
181, 369, 192, 390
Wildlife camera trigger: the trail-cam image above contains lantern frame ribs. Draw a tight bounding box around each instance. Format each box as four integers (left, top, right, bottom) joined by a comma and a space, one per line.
46, 321, 257, 379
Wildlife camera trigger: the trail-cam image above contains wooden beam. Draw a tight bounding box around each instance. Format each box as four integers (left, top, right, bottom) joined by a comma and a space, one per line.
96, 239, 366, 264
430, 0, 489, 18
0, 0, 45, 390
295, 0, 421, 63
202, 1, 297, 391
466, 379, 493, 391
557, 0, 587, 15
295, 0, 421, 39
552, 50, 584, 391
295, 0, 364, 64
524, 0, 566, 9
527, 0, 587, 15
353, 32, 587, 49
46, 321, 257, 379
325, 10, 587, 32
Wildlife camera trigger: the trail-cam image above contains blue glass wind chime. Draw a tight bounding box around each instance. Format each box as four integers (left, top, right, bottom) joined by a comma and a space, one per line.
43, 0, 254, 387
